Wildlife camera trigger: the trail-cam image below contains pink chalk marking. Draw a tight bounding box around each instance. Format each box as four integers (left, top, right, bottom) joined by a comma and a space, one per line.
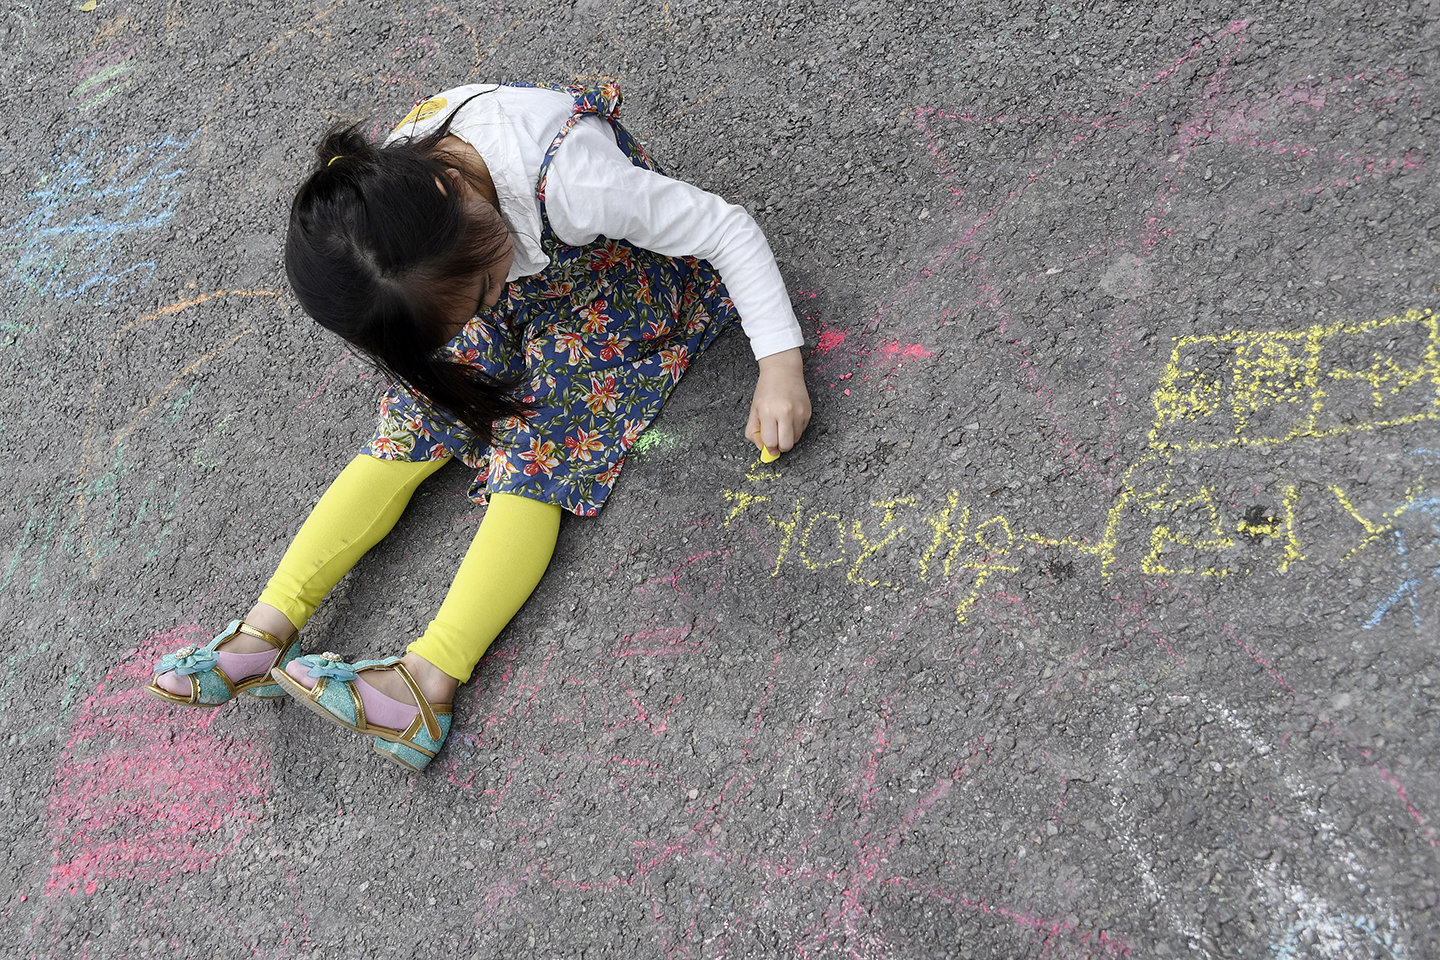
1223, 625, 1294, 694
1213, 620, 1438, 847
605, 689, 682, 737
616, 625, 704, 658
43, 625, 272, 897
74, 44, 139, 80
882, 877, 1132, 957
295, 348, 354, 410
1372, 766, 1434, 846
905, 15, 1429, 502
813, 327, 847, 354
877, 341, 935, 361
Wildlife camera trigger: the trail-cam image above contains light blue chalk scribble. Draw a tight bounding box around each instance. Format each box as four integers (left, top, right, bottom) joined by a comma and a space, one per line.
1271, 911, 1403, 960
1363, 496, 1440, 629
1, 126, 198, 308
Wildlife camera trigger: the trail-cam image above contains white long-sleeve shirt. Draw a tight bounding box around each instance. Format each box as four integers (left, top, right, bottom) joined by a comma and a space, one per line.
384, 84, 804, 360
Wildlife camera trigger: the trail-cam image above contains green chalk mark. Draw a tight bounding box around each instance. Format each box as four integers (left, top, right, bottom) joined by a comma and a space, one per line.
164, 382, 200, 424
631, 429, 679, 454
28, 498, 62, 592
82, 79, 133, 110
0, 501, 39, 595
71, 59, 133, 98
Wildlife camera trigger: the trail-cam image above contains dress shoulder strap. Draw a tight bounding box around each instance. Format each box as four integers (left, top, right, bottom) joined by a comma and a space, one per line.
531, 83, 662, 209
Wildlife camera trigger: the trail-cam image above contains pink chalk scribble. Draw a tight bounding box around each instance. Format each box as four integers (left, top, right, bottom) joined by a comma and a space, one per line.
876, 341, 934, 361
43, 624, 272, 897
295, 348, 354, 410
616, 625, 704, 658
814, 327, 848, 354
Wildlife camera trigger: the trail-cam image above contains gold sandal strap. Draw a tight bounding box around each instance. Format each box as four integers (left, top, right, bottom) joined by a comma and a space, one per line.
233, 621, 289, 651
396, 716, 438, 758
390, 663, 442, 742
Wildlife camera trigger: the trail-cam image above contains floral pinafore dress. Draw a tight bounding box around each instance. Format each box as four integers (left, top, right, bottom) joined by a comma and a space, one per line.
363, 85, 739, 516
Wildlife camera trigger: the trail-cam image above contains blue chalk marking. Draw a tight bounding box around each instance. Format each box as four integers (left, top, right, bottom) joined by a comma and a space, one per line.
1271, 912, 1401, 960
1, 126, 199, 308
1364, 575, 1423, 630
1363, 497, 1440, 629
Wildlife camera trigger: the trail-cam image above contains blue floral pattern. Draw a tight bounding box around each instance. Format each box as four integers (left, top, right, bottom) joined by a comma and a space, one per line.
363, 84, 739, 516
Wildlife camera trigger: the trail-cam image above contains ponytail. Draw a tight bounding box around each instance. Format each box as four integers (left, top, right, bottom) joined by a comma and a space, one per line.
284, 99, 524, 448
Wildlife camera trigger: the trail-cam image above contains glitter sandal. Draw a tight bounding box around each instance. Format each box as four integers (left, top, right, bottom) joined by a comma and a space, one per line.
269, 653, 452, 771
146, 619, 301, 707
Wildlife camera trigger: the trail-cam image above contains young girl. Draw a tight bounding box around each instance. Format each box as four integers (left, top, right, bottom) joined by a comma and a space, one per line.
145, 83, 811, 770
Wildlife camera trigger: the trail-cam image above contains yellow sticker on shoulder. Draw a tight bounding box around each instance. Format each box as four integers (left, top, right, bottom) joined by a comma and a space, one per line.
393, 96, 447, 132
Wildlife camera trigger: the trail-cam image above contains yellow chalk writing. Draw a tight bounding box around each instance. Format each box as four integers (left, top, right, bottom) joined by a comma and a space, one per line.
951, 517, 1020, 622
799, 511, 847, 570
716, 306, 1433, 617
1330, 484, 1420, 562
767, 498, 804, 578
848, 497, 915, 587
1142, 486, 1235, 578
722, 489, 769, 527
1277, 484, 1304, 572
1148, 308, 1439, 451
919, 491, 971, 581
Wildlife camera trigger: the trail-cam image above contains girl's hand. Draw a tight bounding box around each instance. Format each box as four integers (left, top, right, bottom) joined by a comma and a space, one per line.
746, 347, 812, 455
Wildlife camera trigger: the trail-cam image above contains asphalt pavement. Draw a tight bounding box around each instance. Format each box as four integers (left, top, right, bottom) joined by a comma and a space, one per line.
2, 0, 1438, 957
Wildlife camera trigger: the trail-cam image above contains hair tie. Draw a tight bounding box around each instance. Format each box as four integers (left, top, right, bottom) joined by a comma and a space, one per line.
327, 155, 346, 167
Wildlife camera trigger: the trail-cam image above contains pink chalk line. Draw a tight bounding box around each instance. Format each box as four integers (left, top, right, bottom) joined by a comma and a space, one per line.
1219, 624, 1439, 849
42, 624, 274, 897
294, 348, 354, 410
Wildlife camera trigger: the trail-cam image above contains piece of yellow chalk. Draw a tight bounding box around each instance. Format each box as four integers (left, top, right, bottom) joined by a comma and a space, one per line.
759, 444, 780, 463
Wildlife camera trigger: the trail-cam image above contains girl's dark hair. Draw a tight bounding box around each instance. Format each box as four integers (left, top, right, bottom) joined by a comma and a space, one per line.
285, 96, 524, 446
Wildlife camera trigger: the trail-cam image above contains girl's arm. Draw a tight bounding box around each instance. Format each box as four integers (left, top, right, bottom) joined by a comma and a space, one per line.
548, 119, 811, 452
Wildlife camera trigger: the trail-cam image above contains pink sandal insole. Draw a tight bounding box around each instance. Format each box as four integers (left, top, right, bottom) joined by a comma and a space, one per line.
283, 661, 420, 731
154, 649, 283, 697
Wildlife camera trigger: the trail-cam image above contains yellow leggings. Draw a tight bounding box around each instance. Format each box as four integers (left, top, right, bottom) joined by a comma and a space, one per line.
257, 455, 561, 683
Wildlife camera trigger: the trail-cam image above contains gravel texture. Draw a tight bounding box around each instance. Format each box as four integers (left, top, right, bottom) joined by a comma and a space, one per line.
2, 0, 1438, 957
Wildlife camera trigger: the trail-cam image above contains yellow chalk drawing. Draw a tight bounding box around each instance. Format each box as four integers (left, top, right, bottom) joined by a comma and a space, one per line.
715, 306, 1434, 621
1275, 485, 1304, 572
1236, 509, 1279, 539
722, 488, 769, 527
919, 491, 970, 581
717, 486, 1028, 622
848, 498, 915, 587
953, 516, 1020, 623
1142, 487, 1235, 578
1234, 486, 1305, 572
1330, 484, 1423, 563
1101, 307, 1436, 576
766, 498, 804, 577
1148, 308, 1439, 451
799, 512, 847, 570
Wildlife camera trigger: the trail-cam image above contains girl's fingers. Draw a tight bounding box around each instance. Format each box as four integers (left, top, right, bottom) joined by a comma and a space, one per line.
745, 408, 764, 448
751, 413, 778, 453
776, 420, 795, 452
